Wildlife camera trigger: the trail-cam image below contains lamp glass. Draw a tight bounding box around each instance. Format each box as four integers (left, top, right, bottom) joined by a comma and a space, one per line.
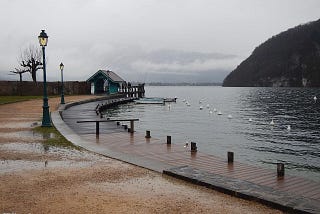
38, 30, 48, 46
60, 63, 64, 71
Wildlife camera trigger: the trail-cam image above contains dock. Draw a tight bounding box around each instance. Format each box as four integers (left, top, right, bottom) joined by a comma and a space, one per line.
53, 97, 320, 214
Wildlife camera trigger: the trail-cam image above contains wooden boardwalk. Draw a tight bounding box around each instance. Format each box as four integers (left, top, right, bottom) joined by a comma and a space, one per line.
61, 98, 320, 213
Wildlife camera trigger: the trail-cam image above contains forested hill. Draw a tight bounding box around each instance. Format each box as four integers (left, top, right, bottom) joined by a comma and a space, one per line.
223, 19, 320, 87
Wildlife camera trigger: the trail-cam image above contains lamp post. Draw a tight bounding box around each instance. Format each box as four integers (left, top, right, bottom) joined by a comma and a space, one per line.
38, 30, 51, 127
59, 62, 65, 104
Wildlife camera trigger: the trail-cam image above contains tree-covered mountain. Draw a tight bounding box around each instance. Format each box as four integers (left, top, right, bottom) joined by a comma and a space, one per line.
223, 19, 320, 87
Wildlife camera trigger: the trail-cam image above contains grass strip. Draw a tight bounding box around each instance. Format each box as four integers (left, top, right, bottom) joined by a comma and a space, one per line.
33, 125, 80, 150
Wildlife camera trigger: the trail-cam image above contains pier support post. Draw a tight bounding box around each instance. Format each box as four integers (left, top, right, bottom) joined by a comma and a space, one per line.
145, 130, 151, 138
95, 121, 99, 136
130, 120, 134, 133
228, 152, 234, 163
167, 136, 171, 145
277, 163, 285, 177
191, 142, 197, 152
116, 122, 121, 126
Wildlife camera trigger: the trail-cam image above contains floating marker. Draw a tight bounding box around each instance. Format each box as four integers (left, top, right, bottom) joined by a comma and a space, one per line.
217, 111, 222, 115
228, 114, 232, 119
287, 125, 291, 131
199, 106, 203, 110
270, 119, 275, 125
249, 118, 253, 122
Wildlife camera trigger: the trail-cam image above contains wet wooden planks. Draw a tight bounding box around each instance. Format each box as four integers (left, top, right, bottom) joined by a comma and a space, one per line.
62, 100, 320, 204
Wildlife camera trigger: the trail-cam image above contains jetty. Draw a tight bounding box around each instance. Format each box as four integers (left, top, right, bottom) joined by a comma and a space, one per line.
52, 96, 320, 214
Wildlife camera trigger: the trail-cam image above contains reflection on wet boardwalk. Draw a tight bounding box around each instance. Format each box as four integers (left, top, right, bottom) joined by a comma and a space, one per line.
61, 99, 320, 213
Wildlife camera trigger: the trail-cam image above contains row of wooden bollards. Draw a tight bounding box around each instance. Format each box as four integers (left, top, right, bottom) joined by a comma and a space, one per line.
145, 130, 285, 178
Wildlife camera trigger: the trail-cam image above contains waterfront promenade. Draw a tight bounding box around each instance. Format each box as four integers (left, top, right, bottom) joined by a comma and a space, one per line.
55, 97, 320, 213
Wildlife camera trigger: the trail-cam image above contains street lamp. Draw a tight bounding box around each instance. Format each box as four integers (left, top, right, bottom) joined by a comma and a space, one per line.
59, 62, 65, 104
38, 30, 51, 127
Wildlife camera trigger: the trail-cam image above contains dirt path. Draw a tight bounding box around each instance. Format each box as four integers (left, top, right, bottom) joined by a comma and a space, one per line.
0, 95, 282, 213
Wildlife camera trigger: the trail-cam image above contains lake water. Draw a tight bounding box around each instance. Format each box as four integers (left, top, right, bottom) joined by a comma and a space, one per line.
103, 86, 320, 181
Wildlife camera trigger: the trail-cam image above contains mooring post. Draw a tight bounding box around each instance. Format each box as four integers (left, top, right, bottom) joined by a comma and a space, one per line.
228, 152, 234, 163
277, 163, 285, 177
130, 120, 134, 133
123, 124, 128, 130
95, 121, 99, 136
145, 130, 151, 138
191, 142, 197, 152
116, 121, 121, 126
167, 136, 171, 144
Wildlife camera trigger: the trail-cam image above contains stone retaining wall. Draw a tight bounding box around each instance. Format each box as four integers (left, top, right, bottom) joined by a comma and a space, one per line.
0, 81, 90, 96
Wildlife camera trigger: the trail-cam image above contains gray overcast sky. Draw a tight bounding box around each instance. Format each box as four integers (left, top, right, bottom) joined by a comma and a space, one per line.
0, 0, 319, 83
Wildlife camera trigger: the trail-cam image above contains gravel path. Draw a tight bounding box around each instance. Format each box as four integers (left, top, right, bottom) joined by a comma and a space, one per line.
0, 95, 282, 213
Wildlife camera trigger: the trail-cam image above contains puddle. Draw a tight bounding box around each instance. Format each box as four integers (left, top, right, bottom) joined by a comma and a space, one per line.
0, 131, 43, 141
0, 159, 95, 174
0, 121, 36, 129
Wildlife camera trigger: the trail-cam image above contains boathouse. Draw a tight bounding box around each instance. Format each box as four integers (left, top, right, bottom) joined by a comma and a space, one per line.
87, 70, 126, 95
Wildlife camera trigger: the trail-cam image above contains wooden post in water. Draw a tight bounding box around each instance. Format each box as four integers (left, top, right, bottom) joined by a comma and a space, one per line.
145, 130, 151, 138
228, 152, 234, 163
130, 120, 134, 133
167, 136, 171, 145
277, 163, 285, 177
116, 121, 121, 126
95, 121, 99, 136
191, 142, 197, 152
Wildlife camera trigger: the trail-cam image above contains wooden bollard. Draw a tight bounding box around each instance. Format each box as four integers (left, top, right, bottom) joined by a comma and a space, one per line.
167, 136, 171, 144
277, 163, 285, 177
116, 122, 121, 126
191, 142, 197, 152
128, 128, 131, 132
145, 130, 151, 138
123, 125, 128, 130
227, 152, 234, 163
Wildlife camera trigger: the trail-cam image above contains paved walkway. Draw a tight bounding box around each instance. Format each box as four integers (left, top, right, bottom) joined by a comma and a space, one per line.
53, 97, 320, 214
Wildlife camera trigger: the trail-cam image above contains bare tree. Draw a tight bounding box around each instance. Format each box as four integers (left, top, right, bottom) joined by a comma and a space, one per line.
10, 68, 28, 83
17, 45, 43, 83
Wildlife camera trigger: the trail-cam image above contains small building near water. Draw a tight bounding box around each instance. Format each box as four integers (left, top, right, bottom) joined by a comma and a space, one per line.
86, 69, 145, 98
87, 70, 126, 95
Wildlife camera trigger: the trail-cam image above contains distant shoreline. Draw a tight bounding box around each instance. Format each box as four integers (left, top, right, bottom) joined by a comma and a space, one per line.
145, 82, 222, 86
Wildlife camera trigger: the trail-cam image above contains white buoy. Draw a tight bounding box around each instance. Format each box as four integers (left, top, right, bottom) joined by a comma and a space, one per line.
182, 99, 186, 102
228, 114, 232, 119
206, 104, 210, 108
199, 100, 202, 104
249, 118, 253, 122
209, 110, 213, 114
217, 111, 222, 115
187, 102, 191, 106
270, 119, 275, 125
199, 106, 203, 110
287, 125, 291, 131
314, 96, 317, 103
213, 108, 217, 112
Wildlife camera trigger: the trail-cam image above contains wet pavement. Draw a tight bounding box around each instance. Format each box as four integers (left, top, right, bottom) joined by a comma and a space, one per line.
54, 97, 320, 214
